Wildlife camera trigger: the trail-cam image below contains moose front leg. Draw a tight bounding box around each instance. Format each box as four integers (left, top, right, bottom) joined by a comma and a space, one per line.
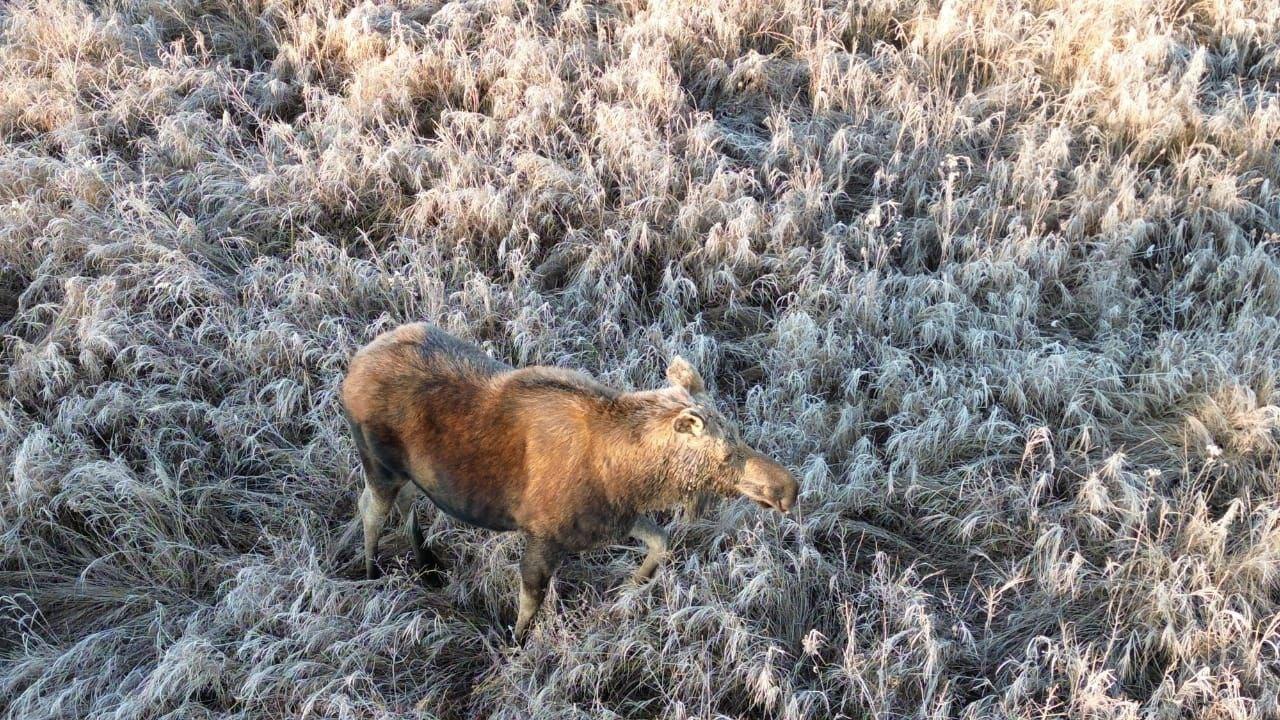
629, 515, 669, 584
514, 535, 563, 642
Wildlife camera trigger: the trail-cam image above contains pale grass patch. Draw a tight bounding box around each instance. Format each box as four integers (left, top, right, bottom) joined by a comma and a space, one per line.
2, 0, 1279, 718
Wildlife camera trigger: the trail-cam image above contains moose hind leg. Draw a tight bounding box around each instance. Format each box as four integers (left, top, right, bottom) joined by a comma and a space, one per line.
514, 536, 563, 643
394, 482, 446, 585
353, 420, 416, 580
350, 418, 397, 580
358, 484, 395, 580
629, 515, 669, 584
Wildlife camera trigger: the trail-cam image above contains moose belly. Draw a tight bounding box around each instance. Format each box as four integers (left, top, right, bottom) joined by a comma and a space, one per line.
419, 483, 517, 532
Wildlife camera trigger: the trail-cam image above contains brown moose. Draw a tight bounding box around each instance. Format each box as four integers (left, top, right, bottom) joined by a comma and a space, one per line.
341, 323, 799, 640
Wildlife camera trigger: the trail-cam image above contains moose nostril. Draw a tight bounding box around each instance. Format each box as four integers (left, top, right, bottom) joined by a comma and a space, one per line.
780, 485, 797, 512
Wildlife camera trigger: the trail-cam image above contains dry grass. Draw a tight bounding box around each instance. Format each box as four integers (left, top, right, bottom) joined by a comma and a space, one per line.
2, 0, 1279, 717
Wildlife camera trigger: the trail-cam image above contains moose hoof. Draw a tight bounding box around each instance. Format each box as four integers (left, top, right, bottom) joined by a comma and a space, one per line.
416, 567, 448, 589
510, 624, 529, 646
630, 564, 662, 586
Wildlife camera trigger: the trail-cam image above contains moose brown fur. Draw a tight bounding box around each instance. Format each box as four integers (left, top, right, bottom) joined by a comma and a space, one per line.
341, 323, 799, 640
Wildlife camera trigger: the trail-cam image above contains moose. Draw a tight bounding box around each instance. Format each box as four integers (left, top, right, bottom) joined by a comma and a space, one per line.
341, 323, 799, 640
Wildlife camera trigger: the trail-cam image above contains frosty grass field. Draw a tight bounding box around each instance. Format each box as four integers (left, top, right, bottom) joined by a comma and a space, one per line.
2, 0, 1279, 718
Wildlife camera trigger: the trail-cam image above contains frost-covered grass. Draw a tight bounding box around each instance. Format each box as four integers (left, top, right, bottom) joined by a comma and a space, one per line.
2, 0, 1279, 717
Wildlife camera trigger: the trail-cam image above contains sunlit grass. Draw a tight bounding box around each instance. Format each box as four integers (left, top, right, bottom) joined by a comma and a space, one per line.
1, 0, 1278, 717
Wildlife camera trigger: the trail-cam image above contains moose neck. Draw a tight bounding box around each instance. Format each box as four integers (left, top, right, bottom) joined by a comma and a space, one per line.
592, 397, 706, 512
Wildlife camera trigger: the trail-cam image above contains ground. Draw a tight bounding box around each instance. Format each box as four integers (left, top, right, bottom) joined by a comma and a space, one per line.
1, 0, 1279, 718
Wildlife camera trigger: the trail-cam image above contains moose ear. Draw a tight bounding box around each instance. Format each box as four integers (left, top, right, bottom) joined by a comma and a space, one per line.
666, 356, 705, 395
673, 408, 705, 436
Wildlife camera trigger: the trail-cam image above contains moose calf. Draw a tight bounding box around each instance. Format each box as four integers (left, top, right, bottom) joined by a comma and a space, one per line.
341, 323, 798, 640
